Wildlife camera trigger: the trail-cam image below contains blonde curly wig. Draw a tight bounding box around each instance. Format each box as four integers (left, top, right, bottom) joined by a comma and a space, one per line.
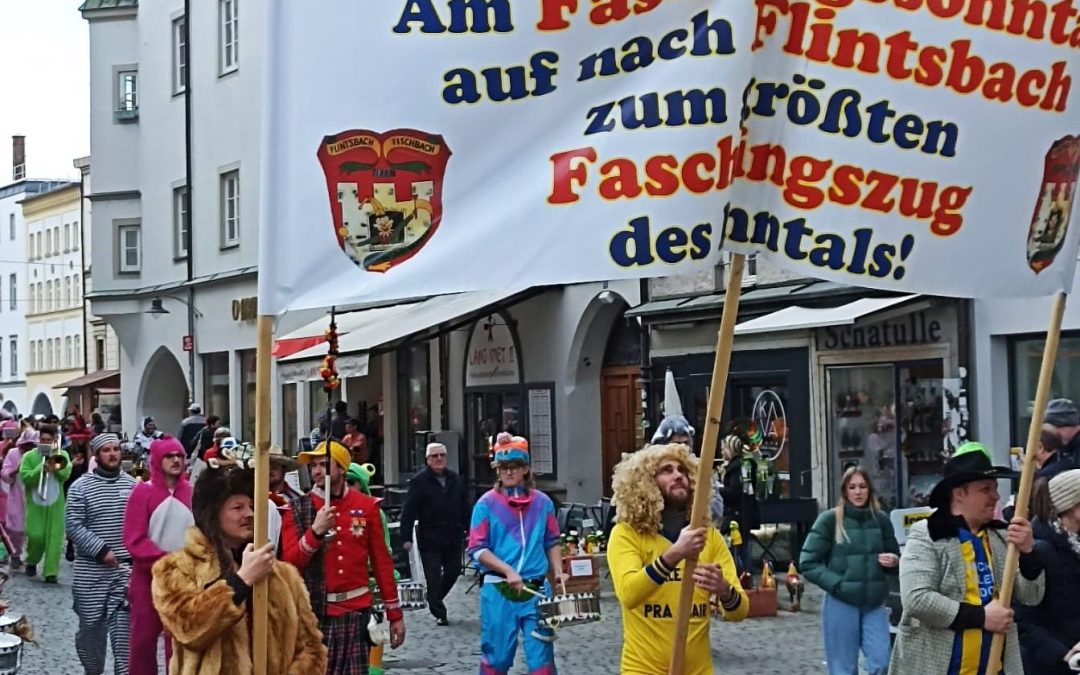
611, 443, 699, 535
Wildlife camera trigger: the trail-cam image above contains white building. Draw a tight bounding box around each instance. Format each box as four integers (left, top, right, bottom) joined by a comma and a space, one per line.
0, 137, 69, 417
82, 0, 646, 502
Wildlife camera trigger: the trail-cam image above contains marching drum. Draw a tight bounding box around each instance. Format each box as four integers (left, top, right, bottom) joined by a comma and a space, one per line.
537, 592, 602, 629
0, 634, 21, 674
398, 581, 427, 610
0, 616, 16, 635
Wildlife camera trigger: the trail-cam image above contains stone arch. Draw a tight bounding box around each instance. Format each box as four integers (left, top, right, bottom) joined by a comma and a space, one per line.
137, 346, 189, 435
2, 401, 17, 416
30, 392, 53, 416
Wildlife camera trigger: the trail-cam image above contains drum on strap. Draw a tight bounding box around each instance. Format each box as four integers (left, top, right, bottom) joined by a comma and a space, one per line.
0, 616, 16, 635
0, 633, 22, 674
537, 592, 602, 629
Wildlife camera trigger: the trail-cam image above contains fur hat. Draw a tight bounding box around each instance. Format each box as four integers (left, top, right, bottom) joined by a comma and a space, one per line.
192, 466, 255, 535
1049, 469, 1080, 516
650, 415, 696, 445
1046, 399, 1080, 428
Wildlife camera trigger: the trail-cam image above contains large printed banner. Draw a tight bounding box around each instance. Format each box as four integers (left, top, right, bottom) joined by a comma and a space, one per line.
258, 0, 1080, 313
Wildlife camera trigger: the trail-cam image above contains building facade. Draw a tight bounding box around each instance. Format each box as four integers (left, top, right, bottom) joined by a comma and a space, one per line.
22, 183, 84, 416
0, 167, 69, 417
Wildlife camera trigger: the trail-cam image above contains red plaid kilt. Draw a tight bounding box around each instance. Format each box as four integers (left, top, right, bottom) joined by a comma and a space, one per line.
322, 610, 370, 675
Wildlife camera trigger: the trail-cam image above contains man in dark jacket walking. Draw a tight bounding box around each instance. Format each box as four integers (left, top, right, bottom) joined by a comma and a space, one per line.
401, 442, 468, 625
1046, 398, 1080, 468
176, 404, 206, 455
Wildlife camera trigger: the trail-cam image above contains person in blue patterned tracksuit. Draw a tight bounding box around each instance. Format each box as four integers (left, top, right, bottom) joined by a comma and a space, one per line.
466, 433, 567, 675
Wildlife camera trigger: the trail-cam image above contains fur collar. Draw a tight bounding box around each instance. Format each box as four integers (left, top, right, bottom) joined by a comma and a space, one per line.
927, 509, 1006, 542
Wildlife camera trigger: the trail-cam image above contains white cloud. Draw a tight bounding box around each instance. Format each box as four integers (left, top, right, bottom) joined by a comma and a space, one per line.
0, 2, 89, 182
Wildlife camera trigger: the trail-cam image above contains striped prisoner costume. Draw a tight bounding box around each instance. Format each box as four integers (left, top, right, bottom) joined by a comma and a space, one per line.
65, 467, 136, 675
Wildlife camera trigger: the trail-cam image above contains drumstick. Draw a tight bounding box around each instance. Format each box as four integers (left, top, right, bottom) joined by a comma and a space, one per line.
487, 570, 549, 598
519, 585, 547, 599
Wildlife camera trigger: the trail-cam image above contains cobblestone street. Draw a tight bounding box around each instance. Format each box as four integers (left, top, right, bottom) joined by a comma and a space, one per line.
4, 558, 828, 674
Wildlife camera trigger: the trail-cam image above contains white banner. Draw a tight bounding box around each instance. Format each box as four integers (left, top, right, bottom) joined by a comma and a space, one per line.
259, 0, 1080, 314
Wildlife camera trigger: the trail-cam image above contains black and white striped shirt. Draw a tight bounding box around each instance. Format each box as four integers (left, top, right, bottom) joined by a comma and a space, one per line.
65, 469, 136, 561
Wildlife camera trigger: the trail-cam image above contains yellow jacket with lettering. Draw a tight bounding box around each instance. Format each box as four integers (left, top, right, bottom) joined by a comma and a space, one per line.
607, 522, 748, 675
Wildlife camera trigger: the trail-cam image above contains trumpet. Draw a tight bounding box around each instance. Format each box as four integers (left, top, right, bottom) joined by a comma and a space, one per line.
36, 436, 68, 501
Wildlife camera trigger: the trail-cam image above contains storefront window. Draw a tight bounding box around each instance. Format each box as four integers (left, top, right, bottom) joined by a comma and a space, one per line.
826, 361, 945, 510
398, 343, 430, 474
239, 350, 256, 443
308, 380, 342, 438
1012, 335, 1080, 445
282, 383, 297, 454
203, 352, 230, 427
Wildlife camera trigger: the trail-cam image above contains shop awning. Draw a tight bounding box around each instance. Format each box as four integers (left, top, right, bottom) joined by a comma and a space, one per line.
733, 295, 920, 335
52, 369, 121, 390
278, 288, 527, 377
272, 304, 419, 358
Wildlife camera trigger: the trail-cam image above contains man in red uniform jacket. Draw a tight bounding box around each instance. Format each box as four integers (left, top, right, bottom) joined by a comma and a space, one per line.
281, 440, 406, 674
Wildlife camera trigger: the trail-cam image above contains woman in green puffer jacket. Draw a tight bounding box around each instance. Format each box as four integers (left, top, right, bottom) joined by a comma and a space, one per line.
800, 466, 900, 675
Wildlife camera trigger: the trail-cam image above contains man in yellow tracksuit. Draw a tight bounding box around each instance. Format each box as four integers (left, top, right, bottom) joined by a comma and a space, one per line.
608, 443, 747, 675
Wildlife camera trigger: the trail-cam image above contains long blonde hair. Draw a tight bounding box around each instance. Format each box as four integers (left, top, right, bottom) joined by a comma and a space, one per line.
835, 466, 880, 544
611, 443, 699, 535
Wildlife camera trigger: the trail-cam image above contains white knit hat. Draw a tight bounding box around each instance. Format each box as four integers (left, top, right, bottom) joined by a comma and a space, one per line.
1049, 469, 1080, 515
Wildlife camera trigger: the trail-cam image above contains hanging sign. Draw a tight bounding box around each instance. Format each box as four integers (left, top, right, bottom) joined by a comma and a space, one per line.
258, 0, 1080, 313
466, 315, 520, 388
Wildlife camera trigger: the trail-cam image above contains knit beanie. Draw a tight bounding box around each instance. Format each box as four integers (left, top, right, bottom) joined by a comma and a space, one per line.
1049, 469, 1080, 516
90, 433, 120, 453
1046, 399, 1080, 428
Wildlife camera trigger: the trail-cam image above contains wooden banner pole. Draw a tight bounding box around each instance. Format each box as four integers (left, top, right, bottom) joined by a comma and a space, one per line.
252, 315, 273, 675
988, 291, 1067, 674
669, 253, 746, 675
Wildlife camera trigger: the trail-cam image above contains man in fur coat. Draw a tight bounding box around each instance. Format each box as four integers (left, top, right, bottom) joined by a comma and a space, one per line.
152, 466, 327, 674
890, 442, 1045, 675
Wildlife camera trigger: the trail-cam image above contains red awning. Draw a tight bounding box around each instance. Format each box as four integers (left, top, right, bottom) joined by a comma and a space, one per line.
271, 335, 327, 359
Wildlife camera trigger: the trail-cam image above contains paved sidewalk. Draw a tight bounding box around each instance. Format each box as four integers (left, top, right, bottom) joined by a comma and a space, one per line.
3, 558, 829, 674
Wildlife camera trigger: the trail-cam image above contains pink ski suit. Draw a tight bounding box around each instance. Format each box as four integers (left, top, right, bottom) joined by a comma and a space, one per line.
121, 437, 193, 675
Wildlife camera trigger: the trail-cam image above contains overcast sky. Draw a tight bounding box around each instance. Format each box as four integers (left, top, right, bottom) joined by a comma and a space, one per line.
0, 2, 89, 182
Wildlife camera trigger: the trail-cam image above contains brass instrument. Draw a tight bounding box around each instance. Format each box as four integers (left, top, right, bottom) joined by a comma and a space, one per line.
36, 434, 68, 501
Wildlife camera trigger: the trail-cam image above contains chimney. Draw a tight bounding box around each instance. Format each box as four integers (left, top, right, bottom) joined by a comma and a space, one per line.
12, 136, 25, 181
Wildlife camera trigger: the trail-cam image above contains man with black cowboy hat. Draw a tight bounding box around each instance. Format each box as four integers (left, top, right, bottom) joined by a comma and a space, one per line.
267, 444, 302, 502
889, 441, 1045, 675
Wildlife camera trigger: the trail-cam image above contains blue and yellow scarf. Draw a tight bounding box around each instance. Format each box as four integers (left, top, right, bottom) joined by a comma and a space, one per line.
948, 528, 996, 675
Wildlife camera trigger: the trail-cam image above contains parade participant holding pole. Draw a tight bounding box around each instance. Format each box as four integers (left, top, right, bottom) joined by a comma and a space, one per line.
889, 442, 1044, 675
19, 424, 71, 582
122, 436, 194, 675
65, 433, 136, 675
280, 439, 405, 674
152, 465, 327, 674
608, 442, 747, 675
467, 433, 566, 675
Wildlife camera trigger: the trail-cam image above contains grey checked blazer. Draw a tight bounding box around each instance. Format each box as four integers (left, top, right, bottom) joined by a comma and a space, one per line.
889, 518, 1044, 675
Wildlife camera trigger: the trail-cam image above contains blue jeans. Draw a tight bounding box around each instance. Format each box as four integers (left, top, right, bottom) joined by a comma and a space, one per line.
822, 594, 890, 675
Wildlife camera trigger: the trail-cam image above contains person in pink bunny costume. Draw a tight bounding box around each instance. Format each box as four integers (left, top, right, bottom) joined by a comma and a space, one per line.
1, 426, 35, 570
121, 436, 193, 675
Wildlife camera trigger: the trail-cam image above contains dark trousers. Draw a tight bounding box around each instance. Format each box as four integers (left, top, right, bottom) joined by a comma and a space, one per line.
419, 541, 462, 620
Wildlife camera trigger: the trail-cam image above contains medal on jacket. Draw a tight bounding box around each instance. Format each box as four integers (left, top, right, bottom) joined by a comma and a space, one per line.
350, 509, 366, 538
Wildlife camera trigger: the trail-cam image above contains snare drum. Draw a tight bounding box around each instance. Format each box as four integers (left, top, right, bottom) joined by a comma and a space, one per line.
0, 616, 16, 635
0, 633, 22, 674
537, 592, 602, 629
398, 581, 427, 610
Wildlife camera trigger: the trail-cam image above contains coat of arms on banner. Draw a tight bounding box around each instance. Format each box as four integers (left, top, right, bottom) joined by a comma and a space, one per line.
318, 129, 452, 273
1027, 135, 1080, 274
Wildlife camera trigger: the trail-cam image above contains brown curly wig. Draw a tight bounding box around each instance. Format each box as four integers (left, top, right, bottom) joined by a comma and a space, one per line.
611, 443, 699, 535
192, 466, 255, 574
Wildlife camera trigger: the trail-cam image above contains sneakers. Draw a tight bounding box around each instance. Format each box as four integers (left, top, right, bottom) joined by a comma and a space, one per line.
9, 558, 23, 572
435, 617, 449, 627
24, 564, 35, 578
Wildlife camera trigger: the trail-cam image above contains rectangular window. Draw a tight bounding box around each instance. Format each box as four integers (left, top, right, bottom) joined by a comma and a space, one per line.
219, 0, 239, 74
54, 227, 60, 255
174, 186, 190, 258
73, 275, 80, 303
220, 170, 240, 247
173, 17, 187, 94
63, 224, 71, 252
64, 337, 72, 369
45, 230, 52, 258
28, 342, 34, 374
96, 338, 105, 371
203, 352, 231, 429
282, 383, 297, 454
64, 279, 71, 308
45, 339, 53, 371
35, 340, 42, 372
10, 337, 16, 377
8, 214, 13, 241
397, 342, 431, 473
74, 335, 81, 368
53, 340, 60, 371
72, 221, 79, 250
8, 274, 14, 311
35, 233, 41, 260
116, 69, 138, 118
118, 223, 141, 273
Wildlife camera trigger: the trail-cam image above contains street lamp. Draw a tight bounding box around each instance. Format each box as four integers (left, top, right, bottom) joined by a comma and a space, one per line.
144, 295, 204, 406
145, 295, 204, 319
